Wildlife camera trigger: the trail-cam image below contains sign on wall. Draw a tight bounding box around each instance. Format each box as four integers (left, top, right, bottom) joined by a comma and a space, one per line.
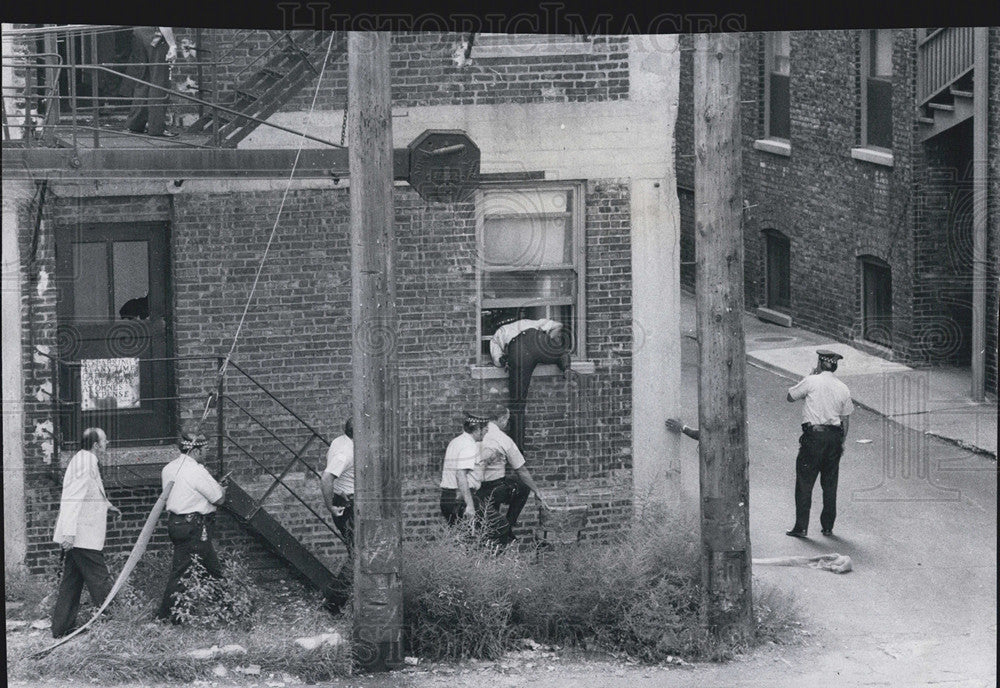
81, 357, 140, 410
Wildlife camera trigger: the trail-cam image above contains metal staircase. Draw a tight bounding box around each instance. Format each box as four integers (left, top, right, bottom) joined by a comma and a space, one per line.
187, 30, 340, 148
917, 28, 976, 142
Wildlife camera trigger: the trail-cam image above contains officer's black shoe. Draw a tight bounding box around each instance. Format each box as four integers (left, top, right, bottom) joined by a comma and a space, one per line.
785, 529, 808, 538
821, 529, 833, 536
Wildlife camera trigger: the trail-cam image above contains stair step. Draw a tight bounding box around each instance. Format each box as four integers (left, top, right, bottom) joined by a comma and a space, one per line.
235, 89, 263, 102
949, 87, 974, 99
928, 102, 955, 112
917, 116, 935, 125
261, 67, 286, 79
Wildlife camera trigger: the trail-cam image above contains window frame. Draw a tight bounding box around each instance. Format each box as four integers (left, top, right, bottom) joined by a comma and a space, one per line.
763, 31, 791, 142
474, 181, 587, 368
860, 28, 893, 152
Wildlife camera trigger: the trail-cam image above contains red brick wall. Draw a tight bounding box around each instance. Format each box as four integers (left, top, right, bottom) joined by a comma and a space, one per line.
19, 180, 634, 573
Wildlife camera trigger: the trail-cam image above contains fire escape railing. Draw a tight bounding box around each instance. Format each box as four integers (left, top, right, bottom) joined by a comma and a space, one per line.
917, 27, 975, 106
2, 25, 341, 149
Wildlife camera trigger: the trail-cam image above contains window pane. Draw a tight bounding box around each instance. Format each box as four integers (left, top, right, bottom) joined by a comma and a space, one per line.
770, 31, 790, 76
113, 241, 149, 319
73, 242, 109, 320
866, 77, 893, 149
481, 189, 568, 216
768, 73, 790, 139
871, 29, 892, 78
484, 216, 572, 267
482, 270, 576, 301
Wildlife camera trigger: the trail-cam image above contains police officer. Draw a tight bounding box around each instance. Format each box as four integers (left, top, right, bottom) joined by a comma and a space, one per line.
785, 349, 854, 538
155, 429, 226, 621
321, 418, 355, 549
475, 405, 550, 546
489, 315, 573, 450
440, 410, 489, 526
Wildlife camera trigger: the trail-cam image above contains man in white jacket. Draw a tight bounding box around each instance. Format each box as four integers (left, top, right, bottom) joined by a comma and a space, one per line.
51, 427, 121, 637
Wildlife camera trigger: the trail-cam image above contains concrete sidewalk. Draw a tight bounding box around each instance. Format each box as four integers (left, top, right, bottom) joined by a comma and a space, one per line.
679, 292, 998, 458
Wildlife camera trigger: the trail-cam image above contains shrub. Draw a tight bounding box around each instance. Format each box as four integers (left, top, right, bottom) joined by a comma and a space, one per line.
400, 506, 801, 664
167, 552, 257, 628
401, 522, 528, 661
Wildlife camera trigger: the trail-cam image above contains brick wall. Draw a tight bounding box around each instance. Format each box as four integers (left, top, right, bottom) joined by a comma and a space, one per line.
192, 30, 629, 116
19, 180, 634, 573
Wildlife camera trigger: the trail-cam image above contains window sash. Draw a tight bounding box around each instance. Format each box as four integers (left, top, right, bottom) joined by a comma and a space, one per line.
861, 30, 893, 149
476, 183, 585, 364
764, 32, 791, 141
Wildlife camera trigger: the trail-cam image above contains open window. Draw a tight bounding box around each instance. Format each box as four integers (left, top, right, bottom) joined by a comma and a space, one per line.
476, 184, 585, 366
862, 29, 893, 150
764, 31, 791, 141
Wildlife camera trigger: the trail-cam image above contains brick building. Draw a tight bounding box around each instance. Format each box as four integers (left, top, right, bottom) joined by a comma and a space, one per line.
677, 28, 999, 401
3, 29, 684, 578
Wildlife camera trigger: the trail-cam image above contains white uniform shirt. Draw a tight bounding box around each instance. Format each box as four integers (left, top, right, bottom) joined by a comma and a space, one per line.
788, 371, 854, 426
440, 432, 483, 491
323, 434, 355, 496
162, 454, 225, 515
53, 449, 112, 551
489, 318, 563, 367
474, 422, 526, 483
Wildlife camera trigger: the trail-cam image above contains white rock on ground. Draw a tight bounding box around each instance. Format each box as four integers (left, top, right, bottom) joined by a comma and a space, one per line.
294, 632, 344, 650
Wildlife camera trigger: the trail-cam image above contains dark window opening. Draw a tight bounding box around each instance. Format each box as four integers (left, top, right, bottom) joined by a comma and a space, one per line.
864, 30, 893, 149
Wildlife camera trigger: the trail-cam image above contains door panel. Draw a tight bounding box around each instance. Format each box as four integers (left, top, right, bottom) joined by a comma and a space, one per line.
56, 222, 174, 447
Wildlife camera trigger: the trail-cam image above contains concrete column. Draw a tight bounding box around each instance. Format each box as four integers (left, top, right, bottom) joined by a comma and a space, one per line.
3, 178, 29, 572
629, 34, 683, 514
631, 179, 682, 512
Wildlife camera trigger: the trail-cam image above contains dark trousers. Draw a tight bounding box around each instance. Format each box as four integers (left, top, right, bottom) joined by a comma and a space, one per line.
440, 488, 480, 526
51, 547, 113, 638
506, 329, 572, 449
477, 477, 530, 543
156, 514, 223, 621
793, 427, 845, 532
331, 492, 355, 551
125, 31, 170, 135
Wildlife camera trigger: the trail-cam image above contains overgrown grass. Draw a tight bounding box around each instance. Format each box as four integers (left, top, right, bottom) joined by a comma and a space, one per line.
402, 507, 802, 664
6, 548, 352, 683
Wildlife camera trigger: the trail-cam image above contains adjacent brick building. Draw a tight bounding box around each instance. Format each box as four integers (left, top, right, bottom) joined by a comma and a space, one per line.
3, 30, 683, 577
677, 28, 998, 400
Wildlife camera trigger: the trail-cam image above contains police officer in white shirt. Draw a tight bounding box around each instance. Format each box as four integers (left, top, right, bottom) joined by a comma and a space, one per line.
476, 405, 550, 545
489, 315, 573, 450
155, 429, 226, 621
440, 410, 489, 525
321, 418, 355, 549
785, 349, 855, 538
51, 427, 122, 637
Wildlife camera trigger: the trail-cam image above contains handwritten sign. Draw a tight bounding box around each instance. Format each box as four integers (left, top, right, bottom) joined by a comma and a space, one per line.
81, 358, 140, 411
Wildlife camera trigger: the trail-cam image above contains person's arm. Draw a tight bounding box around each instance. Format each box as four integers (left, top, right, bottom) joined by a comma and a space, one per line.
192, 464, 225, 506
839, 416, 850, 441
513, 465, 550, 509
456, 470, 476, 518
320, 471, 343, 515
787, 375, 811, 403
665, 418, 700, 441
159, 28, 177, 61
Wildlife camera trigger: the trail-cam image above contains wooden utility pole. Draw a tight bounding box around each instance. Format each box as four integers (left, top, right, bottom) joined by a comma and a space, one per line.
348, 31, 404, 672
693, 32, 753, 638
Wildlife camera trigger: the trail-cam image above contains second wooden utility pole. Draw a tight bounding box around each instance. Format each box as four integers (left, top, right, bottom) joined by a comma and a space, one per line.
693, 32, 753, 639
348, 31, 404, 672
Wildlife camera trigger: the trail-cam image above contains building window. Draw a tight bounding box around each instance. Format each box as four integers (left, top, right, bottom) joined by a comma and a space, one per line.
763, 229, 791, 310
862, 29, 893, 150
476, 184, 585, 365
764, 31, 791, 140
860, 256, 892, 348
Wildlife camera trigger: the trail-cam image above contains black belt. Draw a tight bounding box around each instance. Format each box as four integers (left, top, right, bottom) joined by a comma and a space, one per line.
168, 512, 215, 522
802, 423, 843, 432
